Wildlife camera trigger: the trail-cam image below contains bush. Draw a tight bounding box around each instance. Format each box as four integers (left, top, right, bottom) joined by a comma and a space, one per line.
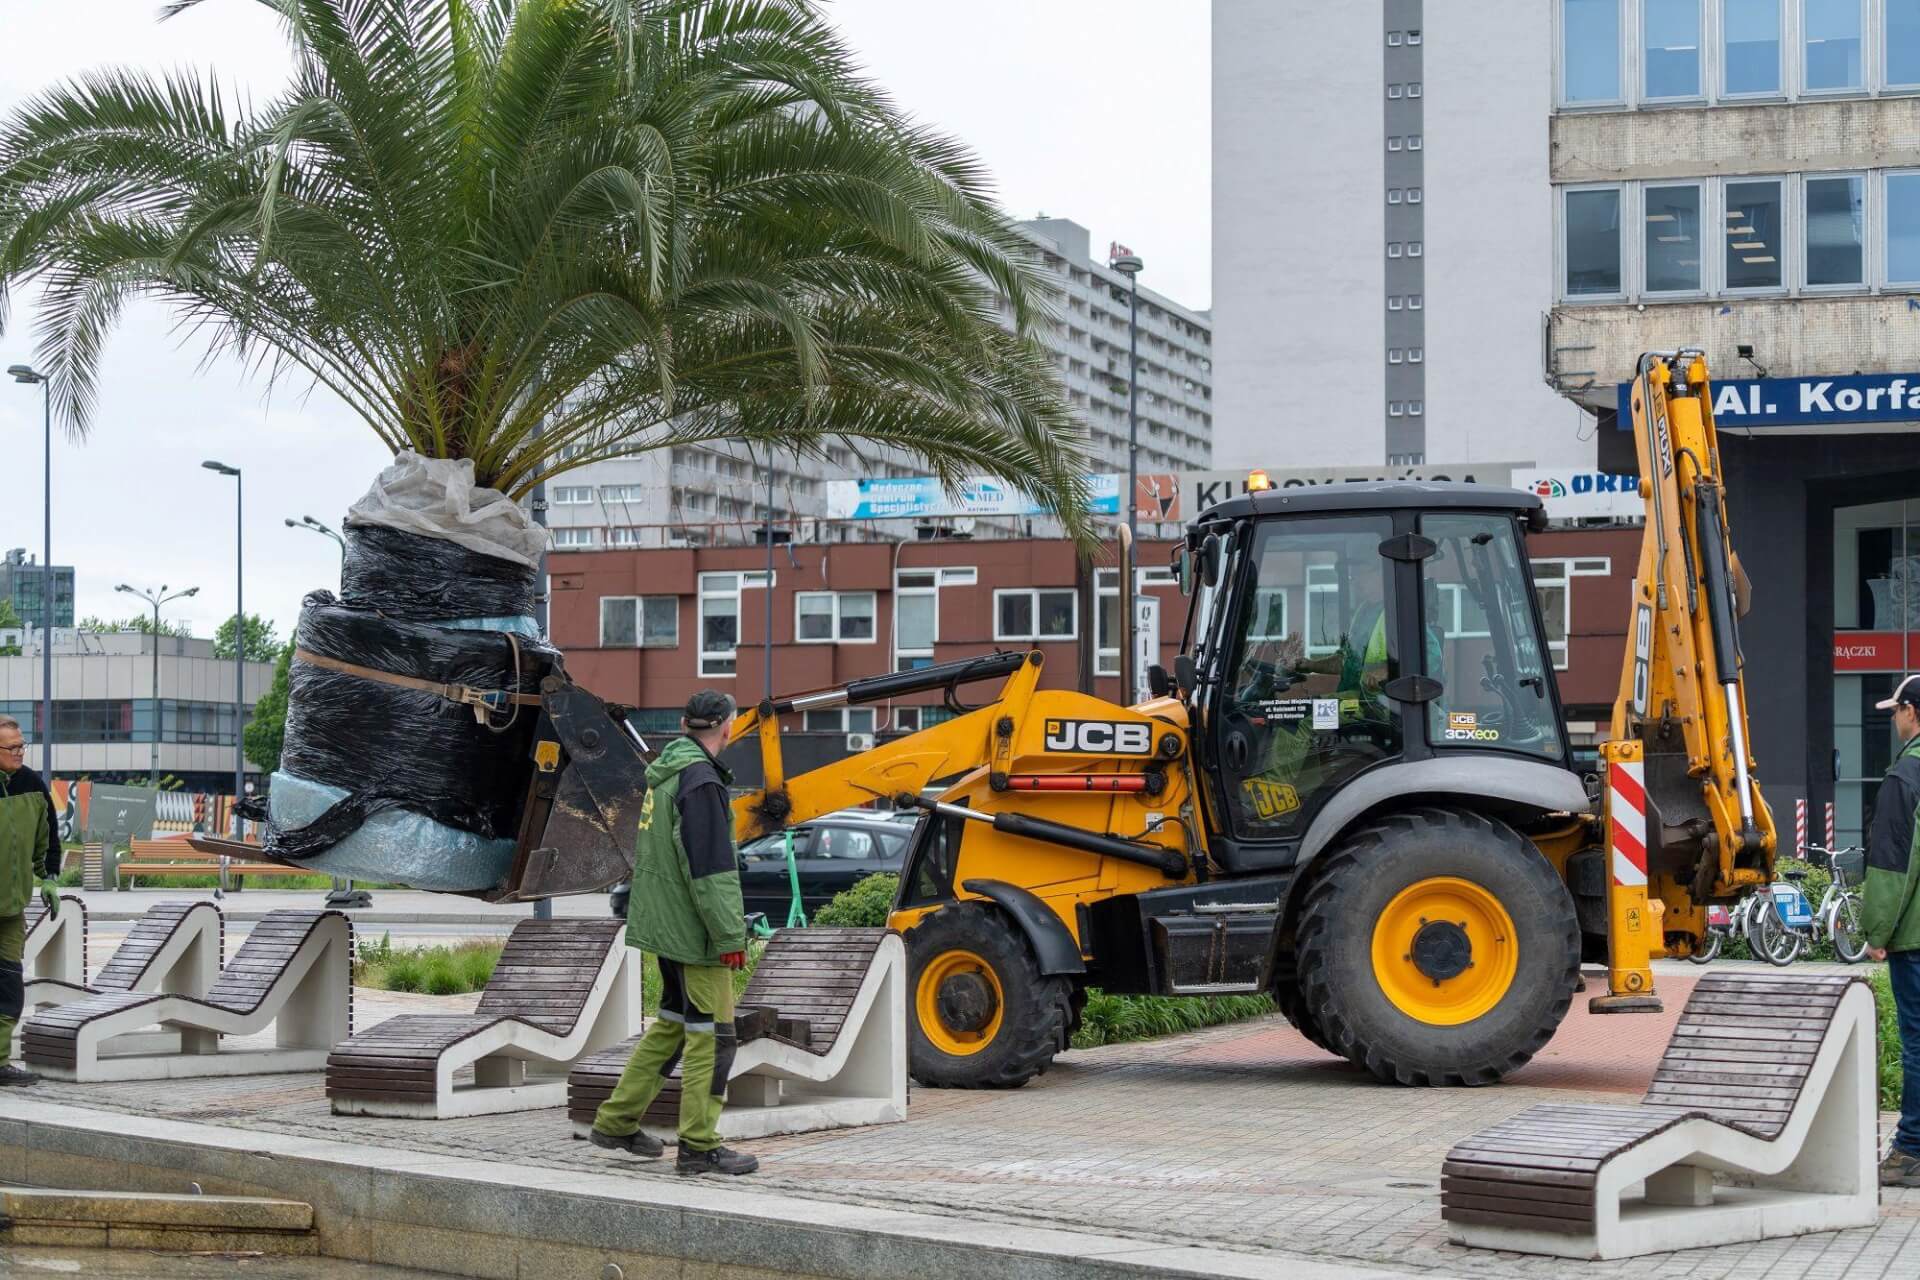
1873, 968, 1902, 1111
813, 873, 899, 927
1072, 990, 1275, 1050
355, 938, 503, 995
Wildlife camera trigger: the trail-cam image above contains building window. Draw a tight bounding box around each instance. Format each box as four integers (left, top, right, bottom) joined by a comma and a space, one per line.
802, 707, 876, 735
1724, 0, 1782, 95
1388, 137, 1404, 152
607, 527, 644, 547
551, 528, 596, 549
1388, 188, 1404, 204
1408, 135, 1424, 150
599, 596, 677, 648
600, 484, 645, 503
1409, 347, 1425, 363
1725, 178, 1785, 289
552, 486, 594, 505
796, 591, 877, 643
1388, 296, 1404, 311
1891, 0, 1920, 85
1388, 348, 1404, 364
1644, 0, 1703, 98
1409, 400, 1425, 416
891, 705, 957, 734
1435, 582, 1493, 639
1529, 557, 1613, 670
1304, 565, 1342, 657
1388, 83, 1405, 98
1408, 82, 1423, 97
1407, 241, 1424, 257
1559, 0, 1622, 104
1409, 294, 1423, 309
1387, 242, 1404, 259
1564, 187, 1623, 296
1389, 401, 1405, 417
1407, 188, 1423, 204
1806, 173, 1866, 286
697, 571, 770, 677
1804, 0, 1863, 91
1093, 568, 1177, 674
1643, 182, 1703, 293
994, 589, 1076, 642
1888, 172, 1920, 284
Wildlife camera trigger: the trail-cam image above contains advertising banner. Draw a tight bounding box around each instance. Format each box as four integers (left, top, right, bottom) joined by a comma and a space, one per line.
1511, 470, 1643, 520
1182, 463, 1523, 515
1833, 632, 1915, 672
826, 474, 1122, 521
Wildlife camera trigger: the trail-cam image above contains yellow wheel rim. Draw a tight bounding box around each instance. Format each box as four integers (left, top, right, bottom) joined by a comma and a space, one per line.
1370, 876, 1518, 1026
915, 949, 1005, 1056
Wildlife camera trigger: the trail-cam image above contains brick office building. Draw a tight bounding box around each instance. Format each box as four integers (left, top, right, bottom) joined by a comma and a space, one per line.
549, 525, 1640, 779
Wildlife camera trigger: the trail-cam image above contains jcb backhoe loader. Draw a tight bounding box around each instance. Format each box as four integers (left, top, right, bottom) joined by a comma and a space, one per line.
504, 348, 1774, 1089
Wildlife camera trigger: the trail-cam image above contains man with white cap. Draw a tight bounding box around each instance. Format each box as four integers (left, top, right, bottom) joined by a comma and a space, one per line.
1864, 672, 1920, 1186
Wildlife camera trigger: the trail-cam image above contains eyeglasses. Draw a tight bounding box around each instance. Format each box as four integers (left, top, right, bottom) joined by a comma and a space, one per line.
0, 744, 24, 755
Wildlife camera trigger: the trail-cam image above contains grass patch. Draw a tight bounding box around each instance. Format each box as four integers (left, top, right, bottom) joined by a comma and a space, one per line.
1072, 990, 1276, 1050
354, 934, 503, 995
1873, 967, 1903, 1112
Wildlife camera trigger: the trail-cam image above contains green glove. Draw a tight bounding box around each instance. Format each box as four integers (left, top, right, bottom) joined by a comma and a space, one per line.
39, 881, 58, 916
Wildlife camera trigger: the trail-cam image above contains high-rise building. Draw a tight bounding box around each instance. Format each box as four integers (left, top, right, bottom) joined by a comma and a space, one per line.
1211, 0, 1588, 470
541, 217, 1213, 549
1540, 0, 1920, 847
0, 547, 74, 629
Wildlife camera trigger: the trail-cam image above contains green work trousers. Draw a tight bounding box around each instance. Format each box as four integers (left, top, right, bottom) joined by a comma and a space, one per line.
0, 912, 24, 1059
593, 958, 736, 1152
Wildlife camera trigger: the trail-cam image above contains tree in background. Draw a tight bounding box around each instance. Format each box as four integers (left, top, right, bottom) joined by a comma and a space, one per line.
213, 614, 281, 663
0, 0, 1094, 535
0, 598, 20, 656
244, 643, 293, 776
76, 614, 194, 637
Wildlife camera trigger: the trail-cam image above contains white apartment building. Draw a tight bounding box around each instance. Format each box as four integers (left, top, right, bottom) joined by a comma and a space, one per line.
542, 217, 1214, 549
1211, 0, 1590, 470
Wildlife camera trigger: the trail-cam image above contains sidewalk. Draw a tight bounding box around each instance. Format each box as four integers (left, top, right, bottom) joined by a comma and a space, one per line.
15, 973, 1917, 1280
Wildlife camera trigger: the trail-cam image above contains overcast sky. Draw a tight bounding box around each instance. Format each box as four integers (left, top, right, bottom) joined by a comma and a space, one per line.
0, 1, 1209, 641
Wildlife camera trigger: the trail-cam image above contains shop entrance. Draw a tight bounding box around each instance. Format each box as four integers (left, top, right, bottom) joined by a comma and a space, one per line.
1833, 497, 1919, 846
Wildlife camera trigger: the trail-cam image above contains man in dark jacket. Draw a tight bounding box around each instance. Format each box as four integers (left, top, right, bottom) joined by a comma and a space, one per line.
1865, 673, 1920, 1186
0, 714, 57, 1085
588, 691, 757, 1176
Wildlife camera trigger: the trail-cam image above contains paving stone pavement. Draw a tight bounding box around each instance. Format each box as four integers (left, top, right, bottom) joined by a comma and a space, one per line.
24, 978, 1920, 1280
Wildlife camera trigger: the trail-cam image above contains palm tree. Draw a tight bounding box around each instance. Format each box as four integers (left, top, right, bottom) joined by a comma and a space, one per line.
0, 0, 1092, 529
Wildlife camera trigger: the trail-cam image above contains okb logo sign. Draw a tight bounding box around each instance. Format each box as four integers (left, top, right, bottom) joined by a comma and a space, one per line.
1042, 719, 1153, 755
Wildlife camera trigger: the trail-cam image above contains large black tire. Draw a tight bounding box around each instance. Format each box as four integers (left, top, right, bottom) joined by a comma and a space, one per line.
903, 901, 1074, 1089
1295, 807, 1581, 1086
1271, 969, 1338, 1055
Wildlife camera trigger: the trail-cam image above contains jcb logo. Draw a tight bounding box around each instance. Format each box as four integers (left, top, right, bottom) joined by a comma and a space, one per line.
1630, 601, 1653, 717
1043, 718, 1153, 755
638, 789, 657, 831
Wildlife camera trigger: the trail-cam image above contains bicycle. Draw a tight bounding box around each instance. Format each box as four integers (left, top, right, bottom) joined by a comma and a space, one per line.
1807, 844, 1870, 965
1743, 872, 1814, 967
1686, 902, 1735, 963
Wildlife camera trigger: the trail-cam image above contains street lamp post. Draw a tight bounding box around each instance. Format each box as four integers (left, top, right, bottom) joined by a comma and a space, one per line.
204, 461, 245, 838
7, 365, 53, 779
114, 583, 198, 787
285, 516, 346, 587
1109, 252, 1144, 538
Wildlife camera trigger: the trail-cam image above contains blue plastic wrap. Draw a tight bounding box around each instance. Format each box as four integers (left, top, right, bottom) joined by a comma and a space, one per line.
267, 771, 514, 891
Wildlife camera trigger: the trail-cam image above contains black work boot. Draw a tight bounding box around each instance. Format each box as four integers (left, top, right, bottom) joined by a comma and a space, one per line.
0, 1063, 40, 1087
676, 1144, 758, 1176
589, 1127, 664, 1159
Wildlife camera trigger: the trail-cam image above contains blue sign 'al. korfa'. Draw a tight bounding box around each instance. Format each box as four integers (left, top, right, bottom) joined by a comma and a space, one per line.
1614, 373, 1920, 429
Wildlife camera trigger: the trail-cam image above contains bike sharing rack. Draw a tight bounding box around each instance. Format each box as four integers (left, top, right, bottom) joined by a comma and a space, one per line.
1443, 971, 1878, 1259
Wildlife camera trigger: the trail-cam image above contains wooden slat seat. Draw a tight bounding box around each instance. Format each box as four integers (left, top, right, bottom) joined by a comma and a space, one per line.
325, 918, 637, 1121
19, 893, 85, 991
117, 839, 314, 888
24, 900, 221, 1027
20, 909, 352, 1081
1444, 970, 1878, 1260
569, 926, 906, 1141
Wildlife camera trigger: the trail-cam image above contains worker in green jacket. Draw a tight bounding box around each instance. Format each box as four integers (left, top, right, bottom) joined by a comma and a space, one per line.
589, 690, 758, 1176
1865, 674, 1920, 1187
0, 714, 58, 1085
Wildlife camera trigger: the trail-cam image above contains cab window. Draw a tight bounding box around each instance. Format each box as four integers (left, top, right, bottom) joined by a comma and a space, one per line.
1419, 513, 1562, 761
1213, 516, 1402, 840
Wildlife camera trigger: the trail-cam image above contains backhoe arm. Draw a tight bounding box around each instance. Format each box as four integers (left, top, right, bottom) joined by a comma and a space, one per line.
1601, 351, 1777, 1003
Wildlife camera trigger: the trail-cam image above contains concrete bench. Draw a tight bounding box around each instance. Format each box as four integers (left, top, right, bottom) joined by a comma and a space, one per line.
1443, 971, 1878, 1260
117, 839, 314, 889
21, 909, 353, 1082
21, 901, 224, 1061
20, 893, 86, 990
568, 927, 906, 1142
326, 918, 638, 1120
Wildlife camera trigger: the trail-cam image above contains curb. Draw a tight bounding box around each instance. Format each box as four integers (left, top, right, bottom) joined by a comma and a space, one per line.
1, 1100, 1430, 1280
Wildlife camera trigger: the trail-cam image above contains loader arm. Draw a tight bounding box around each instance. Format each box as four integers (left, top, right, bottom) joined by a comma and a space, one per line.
725, 650, 1048, 841
1600, 350, 1776, 1004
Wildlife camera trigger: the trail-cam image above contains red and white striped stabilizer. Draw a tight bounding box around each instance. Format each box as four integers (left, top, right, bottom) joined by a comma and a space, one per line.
1609, 760, 1649, 888
1796, 798, 1808, 858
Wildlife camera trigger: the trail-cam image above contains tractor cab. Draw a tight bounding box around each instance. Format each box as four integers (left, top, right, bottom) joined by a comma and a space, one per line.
1179, 483, 1574, 874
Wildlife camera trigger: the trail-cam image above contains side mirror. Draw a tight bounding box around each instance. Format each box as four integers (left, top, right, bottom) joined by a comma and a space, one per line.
1200, 532, 1223, 589
1175, 547, 1195, 595
1146, 663, 1174, 699
1173, 654, 1198, 697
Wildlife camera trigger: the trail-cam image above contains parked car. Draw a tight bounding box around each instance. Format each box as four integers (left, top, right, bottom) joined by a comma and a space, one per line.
607, 808, 916, 922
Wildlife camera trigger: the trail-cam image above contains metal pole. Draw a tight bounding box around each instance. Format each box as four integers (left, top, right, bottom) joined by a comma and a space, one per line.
233, 471, 245, 840
1125, 272, 1139, 539
531, 450, 553, 921
150, 597, 161, 788
765, 450, 774, 692
41, 380, 52, 780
